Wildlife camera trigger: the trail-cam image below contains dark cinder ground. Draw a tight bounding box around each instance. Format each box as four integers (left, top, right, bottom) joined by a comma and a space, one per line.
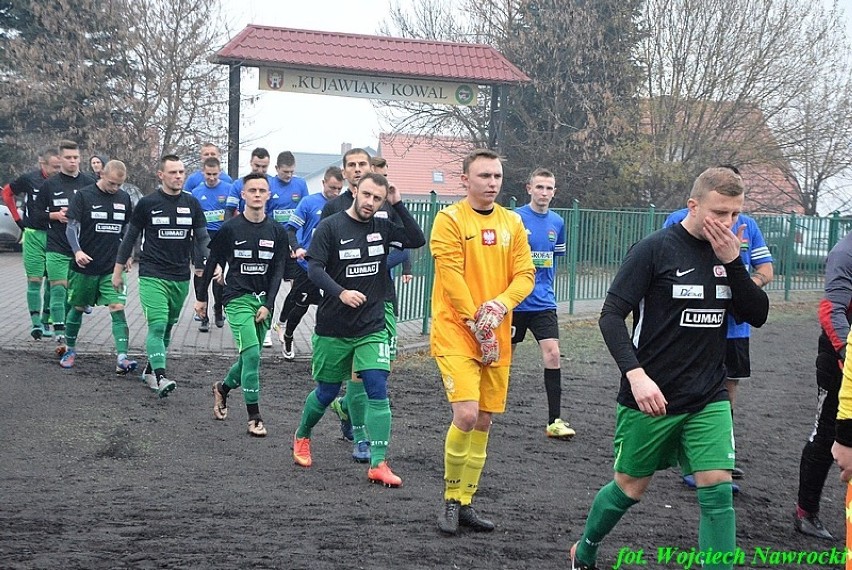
0, 301, 843, 569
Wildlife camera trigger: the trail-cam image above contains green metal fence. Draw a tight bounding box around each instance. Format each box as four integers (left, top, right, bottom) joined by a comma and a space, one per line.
393, 193, 843, 332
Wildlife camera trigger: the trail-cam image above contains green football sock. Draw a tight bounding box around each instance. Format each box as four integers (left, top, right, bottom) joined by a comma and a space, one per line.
576, 480, 638, 566
296, 389, 328, 439
223, 359, 242, 390
347, 379, 368, 442
239, 345, 261, 405
110, 310, 129, 355
64, 308, 84, 349
146, 321, 168, 370
697, 482, 736, 569
41, 281, 51, 325
49, 284, 67, 327
27, 281, 42, 326
365, 398, 392, 467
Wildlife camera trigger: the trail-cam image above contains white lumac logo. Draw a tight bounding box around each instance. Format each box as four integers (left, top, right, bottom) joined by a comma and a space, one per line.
680, 309, 725, 328
345, 261, 380, 278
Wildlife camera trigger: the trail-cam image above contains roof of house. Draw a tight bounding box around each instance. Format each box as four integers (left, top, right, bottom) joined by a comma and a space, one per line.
213, 25, 529, 85
377, 133, 475, 199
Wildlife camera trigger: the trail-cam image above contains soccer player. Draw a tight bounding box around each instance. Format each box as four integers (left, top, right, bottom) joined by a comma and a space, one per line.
259, 151, 309, 347
322, 148, 406, 456
664, 182, 774, 486
224, 147, 272, 218
275, 166, 344, 360
432, 148, 535, 535
569, 166, 769, 570
60, 160, 136, 373
112, 155, 209, 398
2, 147, 61, 339
511, 168, 574, 439
194, 173, 288, 437
291, 172, 425, 488
191, 156, 233, 331
794, 231, 852, 541
36, 140, 98, 346
183, 143, 233, 191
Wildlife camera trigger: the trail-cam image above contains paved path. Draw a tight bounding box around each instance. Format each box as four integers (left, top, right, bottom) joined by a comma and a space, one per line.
0, 251, 605, 361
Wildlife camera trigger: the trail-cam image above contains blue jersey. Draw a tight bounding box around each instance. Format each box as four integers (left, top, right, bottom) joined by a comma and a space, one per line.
663, 209, 773, 339
514, 205, 566, 312
266, 176, 309, 226
286, 191, 329, 270
184, 170, 232, 191
191, 180, 233, 232
225, 174, 274, 214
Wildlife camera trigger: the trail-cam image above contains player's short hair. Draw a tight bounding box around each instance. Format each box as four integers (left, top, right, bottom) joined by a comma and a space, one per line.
103, 160, 127, 176
462, 148, 501, 174
251, 147, 270, 160
324, 166, 343, 181
40, 147, 59, 160
342, 147, 371, 166
243, 172, 270, 186
202, 157, 221, 169
276, 151, 295, 167
358, 172, 389, 192
690, 166, 745, 200
160, 154, 181, 168
528, 167, 555, 183
370, 156, 387, 169
58, 140, 79, 152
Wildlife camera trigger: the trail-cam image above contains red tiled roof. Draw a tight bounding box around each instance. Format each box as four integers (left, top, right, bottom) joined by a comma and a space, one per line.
377, 133, 475, 198
214, 25, 529, 84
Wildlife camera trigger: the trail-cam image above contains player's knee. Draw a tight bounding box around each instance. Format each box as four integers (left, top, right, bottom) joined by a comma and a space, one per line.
108, 304, 125, 312
359, 369, 389, 400
315, 381, 342, 407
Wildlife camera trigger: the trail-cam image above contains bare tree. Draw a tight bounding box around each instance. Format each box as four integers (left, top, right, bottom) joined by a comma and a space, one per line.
635, 0, 842, 210
770, 11, 852, 215
0, 0, 229, 190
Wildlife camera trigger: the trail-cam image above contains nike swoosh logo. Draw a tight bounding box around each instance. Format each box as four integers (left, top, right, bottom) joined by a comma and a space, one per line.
151, 210, 163, 215
235, 240, 247, 245
340, 238, 354, 245
92, 205, 103, 209
465, 235, 476, 240
675, 268, 696, 277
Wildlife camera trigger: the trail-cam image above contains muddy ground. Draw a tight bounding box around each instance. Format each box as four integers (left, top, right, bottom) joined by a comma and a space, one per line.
0, 301, 844, 569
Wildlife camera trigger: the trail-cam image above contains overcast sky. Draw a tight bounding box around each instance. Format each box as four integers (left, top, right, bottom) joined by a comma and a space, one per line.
220, 0, 394, 170
220, 0, 852, 173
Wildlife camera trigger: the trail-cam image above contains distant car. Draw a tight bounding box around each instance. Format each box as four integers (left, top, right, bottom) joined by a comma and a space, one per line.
0, 205, 22, 251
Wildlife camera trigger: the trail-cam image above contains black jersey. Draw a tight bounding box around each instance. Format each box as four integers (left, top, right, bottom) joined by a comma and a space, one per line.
601, 224, 768, 414
37, 171, 98, 255
307, 204, 425, 338
198, 215, 289, 312
322, 189, 405, 304
67, 184, 133, 276
128, 189, 207, 281
8, 169, 50, 230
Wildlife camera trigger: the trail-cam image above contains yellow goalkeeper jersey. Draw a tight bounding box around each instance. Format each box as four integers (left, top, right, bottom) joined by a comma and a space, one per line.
430, 199, 535, 365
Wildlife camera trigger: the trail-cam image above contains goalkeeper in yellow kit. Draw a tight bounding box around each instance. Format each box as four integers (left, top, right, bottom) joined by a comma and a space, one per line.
431, 148, 535, 535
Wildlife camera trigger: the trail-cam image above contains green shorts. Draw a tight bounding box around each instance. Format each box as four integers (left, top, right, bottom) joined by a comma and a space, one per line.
312, 330, 391, 382
613, 400, 735, 478
384, 301, 398, 361
45, 251, 72, 282
22, 229, 48, 279
67, 271, 127, 307
138, 276, 189, 326
225, 294, 270, 352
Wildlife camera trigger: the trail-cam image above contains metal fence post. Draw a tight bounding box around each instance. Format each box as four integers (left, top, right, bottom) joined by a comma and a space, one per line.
784, 212, 797, 301
568, 199, 580, 314
420, 191, 440, 335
